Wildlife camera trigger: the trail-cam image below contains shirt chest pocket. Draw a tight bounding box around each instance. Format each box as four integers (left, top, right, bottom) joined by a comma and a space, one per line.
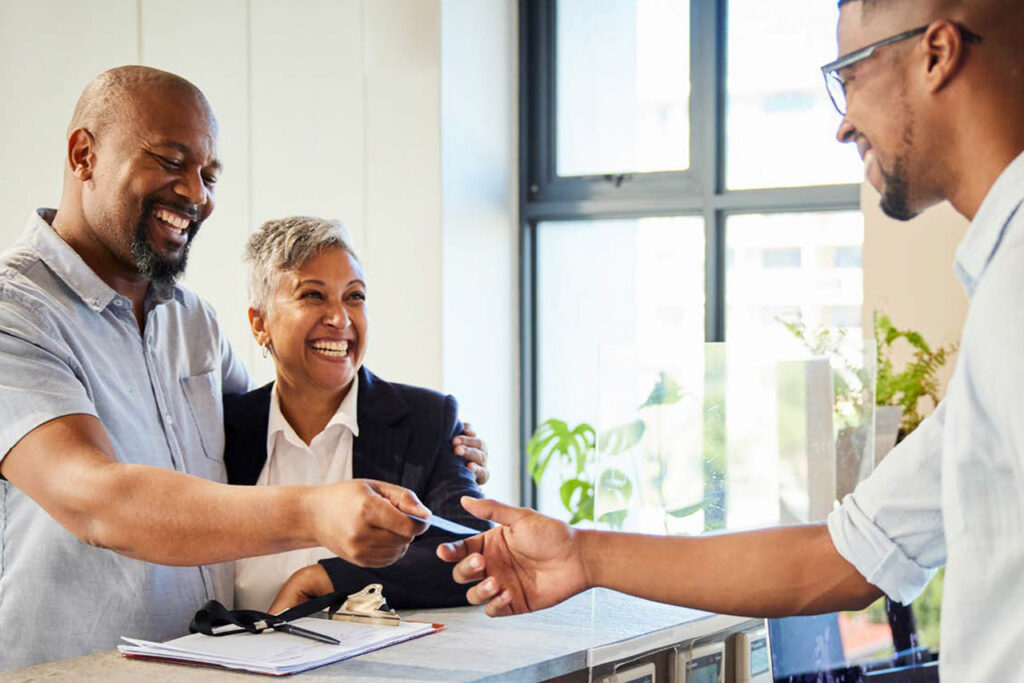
180, 369, 225, 463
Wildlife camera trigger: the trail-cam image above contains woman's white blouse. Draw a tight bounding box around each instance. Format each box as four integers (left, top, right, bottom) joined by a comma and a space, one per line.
233, 381, 359, 611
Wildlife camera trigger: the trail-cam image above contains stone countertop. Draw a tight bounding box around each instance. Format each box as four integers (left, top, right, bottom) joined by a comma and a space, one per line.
1, 589, 751, 682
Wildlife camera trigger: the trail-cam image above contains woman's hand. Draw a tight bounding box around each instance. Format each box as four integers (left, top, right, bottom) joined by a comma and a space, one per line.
269, 563, 334, 614
453, 423, 490, 485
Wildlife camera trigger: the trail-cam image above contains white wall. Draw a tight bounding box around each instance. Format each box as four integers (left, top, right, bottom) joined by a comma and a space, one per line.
441, 0, 519, 503
0, 0, 520, 503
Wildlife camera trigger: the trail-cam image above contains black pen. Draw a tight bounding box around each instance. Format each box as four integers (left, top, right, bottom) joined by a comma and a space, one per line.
272, 622, 341, 645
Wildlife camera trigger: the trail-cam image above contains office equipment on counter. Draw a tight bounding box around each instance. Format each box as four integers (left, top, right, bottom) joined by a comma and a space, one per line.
329, 583, 401, 626
118, 584, 441, 676
595, 661, 656, 683
767, 613, 938, 683
677, 641, 725, 682
731, 625, 772, 682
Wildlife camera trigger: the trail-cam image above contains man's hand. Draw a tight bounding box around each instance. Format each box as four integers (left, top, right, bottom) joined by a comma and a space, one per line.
436, 497, 590, 616
269, 563, 334, 615
308, 479, 430, 568
453, 423, 489, 485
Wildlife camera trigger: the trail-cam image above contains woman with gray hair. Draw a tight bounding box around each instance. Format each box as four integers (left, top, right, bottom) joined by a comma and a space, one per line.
224, 216, 490, 612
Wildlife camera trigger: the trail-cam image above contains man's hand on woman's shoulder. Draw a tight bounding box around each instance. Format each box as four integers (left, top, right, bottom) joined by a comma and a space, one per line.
453, 422, 489, 486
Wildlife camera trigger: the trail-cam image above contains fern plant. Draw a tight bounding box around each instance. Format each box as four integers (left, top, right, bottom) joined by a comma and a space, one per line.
873, 313, 958, 435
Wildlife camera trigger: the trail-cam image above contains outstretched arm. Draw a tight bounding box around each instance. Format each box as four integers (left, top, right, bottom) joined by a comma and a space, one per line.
438, 498, 882, 618
1, 414, 429, 567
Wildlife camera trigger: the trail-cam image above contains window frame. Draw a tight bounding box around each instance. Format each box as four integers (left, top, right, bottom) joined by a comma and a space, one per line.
519, 0, 861, 507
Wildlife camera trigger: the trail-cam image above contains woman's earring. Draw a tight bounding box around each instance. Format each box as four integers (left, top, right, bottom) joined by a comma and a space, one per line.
261, 343, 270, 359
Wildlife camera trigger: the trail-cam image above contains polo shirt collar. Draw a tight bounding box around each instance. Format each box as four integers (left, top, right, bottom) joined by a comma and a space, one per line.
27, 208, 188, 312
954, 150, 1024, 297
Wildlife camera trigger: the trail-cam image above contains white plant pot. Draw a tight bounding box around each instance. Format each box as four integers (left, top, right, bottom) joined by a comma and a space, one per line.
874, 405, 904, 464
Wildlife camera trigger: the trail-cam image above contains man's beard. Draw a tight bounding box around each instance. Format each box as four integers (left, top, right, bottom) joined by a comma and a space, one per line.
130, 209, 198, 285
879, 157, 917, 221
878, 111, 919, 222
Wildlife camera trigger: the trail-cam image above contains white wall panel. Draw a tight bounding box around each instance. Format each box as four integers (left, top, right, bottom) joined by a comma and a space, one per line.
441, 0, 519, 502
0, 0, 137, 246
362, 0, 443, 390
249, 0, 365, 236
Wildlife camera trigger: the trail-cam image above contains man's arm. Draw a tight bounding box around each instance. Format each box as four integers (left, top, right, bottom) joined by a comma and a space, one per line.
0, 413, 429, 567
439, 498, 882, 618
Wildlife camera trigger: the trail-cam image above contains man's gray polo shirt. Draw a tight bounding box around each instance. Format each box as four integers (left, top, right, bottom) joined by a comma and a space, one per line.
0, 210, 251, 670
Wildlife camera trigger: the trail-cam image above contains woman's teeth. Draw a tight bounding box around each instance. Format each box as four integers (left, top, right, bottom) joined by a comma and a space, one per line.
154, 208, 191, 234
311, 341, 349, 357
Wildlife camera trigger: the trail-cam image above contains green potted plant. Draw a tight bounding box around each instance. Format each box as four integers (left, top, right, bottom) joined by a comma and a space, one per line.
873, 312, 958, 453
526, 371, 706, 531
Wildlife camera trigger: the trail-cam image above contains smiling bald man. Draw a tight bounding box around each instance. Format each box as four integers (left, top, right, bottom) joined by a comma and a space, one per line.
0, 66, 432, 670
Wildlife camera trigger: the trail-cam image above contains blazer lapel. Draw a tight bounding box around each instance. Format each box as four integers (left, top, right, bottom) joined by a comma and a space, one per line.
352, 367, 412, 485
223, 382, 273, 486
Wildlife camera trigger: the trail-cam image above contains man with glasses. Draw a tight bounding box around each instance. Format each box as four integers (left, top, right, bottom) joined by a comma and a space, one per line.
439, 0, 1024, 678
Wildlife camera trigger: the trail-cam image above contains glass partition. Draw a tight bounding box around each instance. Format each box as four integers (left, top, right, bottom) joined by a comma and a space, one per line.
591, 340, 875, 535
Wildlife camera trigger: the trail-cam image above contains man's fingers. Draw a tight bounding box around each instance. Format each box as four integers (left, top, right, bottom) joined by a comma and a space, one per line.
467, 576, 501, 605
460, 496, 530, 526
450, 552, 487, 584
467, 462, 490, 486
485, 590, 515, 618
367, 480, 430, 534
436, 539, 468, 562
454, 437, 487, 464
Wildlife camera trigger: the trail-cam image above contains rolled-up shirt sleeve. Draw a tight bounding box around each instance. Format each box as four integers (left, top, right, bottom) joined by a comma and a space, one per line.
0, 291, 96, 467
827, 403, 947, 604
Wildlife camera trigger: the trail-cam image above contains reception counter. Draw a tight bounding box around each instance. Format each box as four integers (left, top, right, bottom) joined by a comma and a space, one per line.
1, 589, 758, 682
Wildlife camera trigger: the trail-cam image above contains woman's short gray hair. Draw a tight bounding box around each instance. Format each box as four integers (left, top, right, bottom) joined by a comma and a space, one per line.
244, 216, 360, 312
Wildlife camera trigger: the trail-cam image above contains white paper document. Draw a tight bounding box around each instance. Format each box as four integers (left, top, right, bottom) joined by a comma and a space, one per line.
119, 617, 440, 676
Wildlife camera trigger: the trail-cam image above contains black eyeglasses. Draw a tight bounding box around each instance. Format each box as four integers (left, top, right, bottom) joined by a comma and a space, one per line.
821, 23, 982, 116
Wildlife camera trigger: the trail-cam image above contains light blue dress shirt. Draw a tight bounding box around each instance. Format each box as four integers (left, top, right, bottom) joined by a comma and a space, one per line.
827, 150, 1024, 680
0, 210, 251, 670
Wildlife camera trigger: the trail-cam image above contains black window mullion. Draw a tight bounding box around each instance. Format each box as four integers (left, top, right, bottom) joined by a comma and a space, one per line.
692, 0, 725, 342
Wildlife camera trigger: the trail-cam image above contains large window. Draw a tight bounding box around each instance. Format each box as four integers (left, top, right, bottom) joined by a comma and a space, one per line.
520, 0, 863, 507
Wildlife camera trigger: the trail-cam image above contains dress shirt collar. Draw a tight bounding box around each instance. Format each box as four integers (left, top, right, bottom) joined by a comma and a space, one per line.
954, 150, 1024, 297
267, 378, 360, 453
25, 208, 187, 312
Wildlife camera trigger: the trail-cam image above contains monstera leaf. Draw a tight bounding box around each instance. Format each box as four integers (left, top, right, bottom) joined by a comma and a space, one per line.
666, 500, 704, 519
640, 371, 686, 408
559, 478, 594, 525
526, 419, 596, 484
598, 419, 646, 456
595, 468, 634, 515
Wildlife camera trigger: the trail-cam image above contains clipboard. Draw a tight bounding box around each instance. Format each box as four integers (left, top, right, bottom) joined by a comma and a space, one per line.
118, 584, 444, 676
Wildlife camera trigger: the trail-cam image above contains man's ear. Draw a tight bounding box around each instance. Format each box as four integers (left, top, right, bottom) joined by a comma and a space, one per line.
67, 128, 97, 181
922, 20, 969, 94
248, 307, 270, 346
